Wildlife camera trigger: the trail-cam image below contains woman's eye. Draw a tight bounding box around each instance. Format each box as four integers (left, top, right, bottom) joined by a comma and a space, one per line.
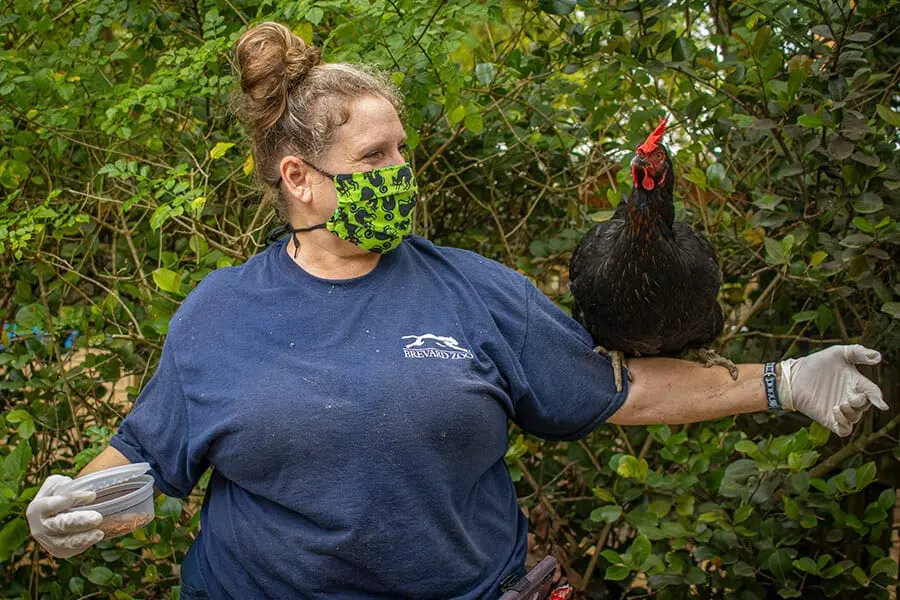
366, 150, 383, 159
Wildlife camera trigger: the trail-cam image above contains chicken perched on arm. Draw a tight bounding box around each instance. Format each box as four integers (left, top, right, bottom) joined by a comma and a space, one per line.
569, 117, 737, 391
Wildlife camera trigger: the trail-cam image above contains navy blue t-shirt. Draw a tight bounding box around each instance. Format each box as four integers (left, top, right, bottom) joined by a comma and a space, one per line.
110, 235, 627, 599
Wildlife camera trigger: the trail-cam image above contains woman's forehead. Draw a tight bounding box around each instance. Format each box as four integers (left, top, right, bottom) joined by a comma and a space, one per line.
337, 95, 405, 145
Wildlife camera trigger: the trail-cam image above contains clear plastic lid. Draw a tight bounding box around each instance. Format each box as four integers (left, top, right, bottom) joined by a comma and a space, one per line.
57, 463, 151, 494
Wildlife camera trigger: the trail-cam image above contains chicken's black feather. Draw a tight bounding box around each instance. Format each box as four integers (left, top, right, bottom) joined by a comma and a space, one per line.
569, 145, 724, 358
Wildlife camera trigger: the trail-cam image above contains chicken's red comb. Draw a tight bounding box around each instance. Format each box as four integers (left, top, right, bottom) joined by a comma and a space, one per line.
636, 116, 668, 154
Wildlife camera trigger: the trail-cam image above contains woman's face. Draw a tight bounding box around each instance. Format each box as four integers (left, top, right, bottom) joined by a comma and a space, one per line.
285, 94, 408, 245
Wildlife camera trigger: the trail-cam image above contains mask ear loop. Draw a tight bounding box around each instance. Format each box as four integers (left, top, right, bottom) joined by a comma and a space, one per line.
287, 223, 327, 258
272, 158, 336, 257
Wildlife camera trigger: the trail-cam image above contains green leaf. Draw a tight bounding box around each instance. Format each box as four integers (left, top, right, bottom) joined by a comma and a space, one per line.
5, 409, 30, 424
464, 112, 484, 134
474, 63, 496, 85
824, 560, 854, 579
209, 142, 235, 159
732, 561, 756, 577
877, 488, 896, 511
767, 549, 792, 581
852, 217, 875, 233
791, 311, 818, 323
629, 535, 651, 568
793, 557, 819, 573
671, 38, 695, 62
734, 440, 759, 455
853, 193, 883, 214
605, 564, 631, 581
706, 163, 727, 188
448, 104, 467, 126
190, 195, 206, 216
675, 495, 694, 516
783, 497, 801, 519
684, 567, 707, 585
591, 487, 615, 503
752, 26, 772, 58
871, 557, 898, 578
151, 268, 182, 295
683, 167, 707, 187
881, 303, 900, 319
601, 549, 622, 564
305, 7, 324, 25
809, 423, 830, 447
69, 577, 84, 595
538, 0, 576, 15
159, 496, 183, 520
764, 237, 786, 265
856, 462, 876, 489
590, 505, 622, 522
0, 518, 28, 562
2, 442, 32, 483
788, 471, 810, 494
87, 566, 115, 585
648, 499, 671, 518
616, 455, 649, 482
17, 419, 34, 440
734, 504, 753, 524
797, 115, 825, 128
875, 104, 900, 126
787, 451, 818, 470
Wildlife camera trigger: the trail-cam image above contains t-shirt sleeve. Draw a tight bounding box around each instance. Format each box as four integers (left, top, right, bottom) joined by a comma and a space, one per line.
508, 280, 629, 440
109, 335, 209, 498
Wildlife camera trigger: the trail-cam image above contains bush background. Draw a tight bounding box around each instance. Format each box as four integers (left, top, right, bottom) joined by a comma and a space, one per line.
1, 0, 898, 598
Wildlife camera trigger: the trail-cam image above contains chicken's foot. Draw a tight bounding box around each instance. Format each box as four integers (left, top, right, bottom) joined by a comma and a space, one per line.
593, 346, 631, 393
681, 348, 739, 380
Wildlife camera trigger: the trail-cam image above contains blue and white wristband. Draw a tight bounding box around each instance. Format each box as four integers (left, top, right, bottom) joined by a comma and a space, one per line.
764, 362, 781, 411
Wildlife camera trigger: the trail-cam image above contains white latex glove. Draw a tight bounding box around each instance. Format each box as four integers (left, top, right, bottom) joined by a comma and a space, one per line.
26, 475, 104, 558
779, 344, 888, 437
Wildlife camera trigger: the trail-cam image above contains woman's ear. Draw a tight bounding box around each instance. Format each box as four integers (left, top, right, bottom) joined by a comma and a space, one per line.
279, 155, 315, 205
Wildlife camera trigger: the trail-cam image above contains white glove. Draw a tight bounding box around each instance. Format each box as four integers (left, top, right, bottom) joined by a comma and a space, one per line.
26, 475, 104, 558
779, 344, 888, 437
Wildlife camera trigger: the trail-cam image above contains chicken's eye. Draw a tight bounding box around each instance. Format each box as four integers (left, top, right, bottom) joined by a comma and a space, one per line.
654, 151, 664, 159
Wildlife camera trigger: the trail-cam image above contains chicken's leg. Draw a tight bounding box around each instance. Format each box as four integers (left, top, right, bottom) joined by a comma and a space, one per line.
594, 346, 631, 392
680, 348, 739, 380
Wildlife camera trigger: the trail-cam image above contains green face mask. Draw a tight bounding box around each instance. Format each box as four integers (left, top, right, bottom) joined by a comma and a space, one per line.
283, 162, 418, 255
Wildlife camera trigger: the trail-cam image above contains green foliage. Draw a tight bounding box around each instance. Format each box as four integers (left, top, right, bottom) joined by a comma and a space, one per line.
1, 0, 897, 597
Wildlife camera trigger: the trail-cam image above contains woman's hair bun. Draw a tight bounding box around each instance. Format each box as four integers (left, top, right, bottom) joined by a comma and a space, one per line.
284, 39, 321, 88
232, 21, 322, 134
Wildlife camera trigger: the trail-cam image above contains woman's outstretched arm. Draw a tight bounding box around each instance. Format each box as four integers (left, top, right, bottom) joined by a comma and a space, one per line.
608, 359, 768, 426
609, 345, 888, 437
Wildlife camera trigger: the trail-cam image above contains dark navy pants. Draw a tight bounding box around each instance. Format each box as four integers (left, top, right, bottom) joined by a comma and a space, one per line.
180, 539, 209, 599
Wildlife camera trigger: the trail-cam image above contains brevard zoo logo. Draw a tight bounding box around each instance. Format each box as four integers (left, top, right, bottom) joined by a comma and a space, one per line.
401, 334, 474, 360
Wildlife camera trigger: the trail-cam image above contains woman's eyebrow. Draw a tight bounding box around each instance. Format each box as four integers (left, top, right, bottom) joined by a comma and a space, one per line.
354, 135, 408, 155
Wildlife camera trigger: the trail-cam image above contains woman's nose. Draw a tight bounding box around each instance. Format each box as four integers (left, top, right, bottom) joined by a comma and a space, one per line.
388, 150, 406, 165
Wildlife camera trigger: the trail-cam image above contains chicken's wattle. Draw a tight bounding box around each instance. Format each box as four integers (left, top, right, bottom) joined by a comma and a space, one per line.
642, 171, 655, 191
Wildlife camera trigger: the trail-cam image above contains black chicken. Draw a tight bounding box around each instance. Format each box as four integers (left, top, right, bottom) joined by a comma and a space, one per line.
569, 117, 737, 392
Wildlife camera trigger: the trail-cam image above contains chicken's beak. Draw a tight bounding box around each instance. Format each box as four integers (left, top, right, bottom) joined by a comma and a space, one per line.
631, 154, 648, 168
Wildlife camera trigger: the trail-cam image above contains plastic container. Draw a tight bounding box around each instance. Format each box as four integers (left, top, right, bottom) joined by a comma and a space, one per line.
58, 463, 156, 539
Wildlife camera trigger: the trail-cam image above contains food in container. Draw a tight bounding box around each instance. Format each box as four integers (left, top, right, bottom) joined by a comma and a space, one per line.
57, 463, 156, 539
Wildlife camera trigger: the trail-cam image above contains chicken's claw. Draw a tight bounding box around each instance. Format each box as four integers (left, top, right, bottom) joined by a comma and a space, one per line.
594, 346, 631, 392
682, 348, 739, 380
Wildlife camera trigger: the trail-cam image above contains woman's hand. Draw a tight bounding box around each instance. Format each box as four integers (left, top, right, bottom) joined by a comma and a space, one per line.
26, 475, 104, 558
779, 344, 888, 437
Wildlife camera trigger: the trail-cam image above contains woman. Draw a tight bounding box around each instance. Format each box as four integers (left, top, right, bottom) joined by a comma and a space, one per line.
26, 22, 887, 600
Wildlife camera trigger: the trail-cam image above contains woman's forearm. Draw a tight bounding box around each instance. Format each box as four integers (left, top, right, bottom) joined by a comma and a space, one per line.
79, 445, 132, 476
608, 357, 771, 425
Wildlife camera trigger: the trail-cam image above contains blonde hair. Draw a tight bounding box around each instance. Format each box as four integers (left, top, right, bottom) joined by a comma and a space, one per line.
230, 21, 403, 220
